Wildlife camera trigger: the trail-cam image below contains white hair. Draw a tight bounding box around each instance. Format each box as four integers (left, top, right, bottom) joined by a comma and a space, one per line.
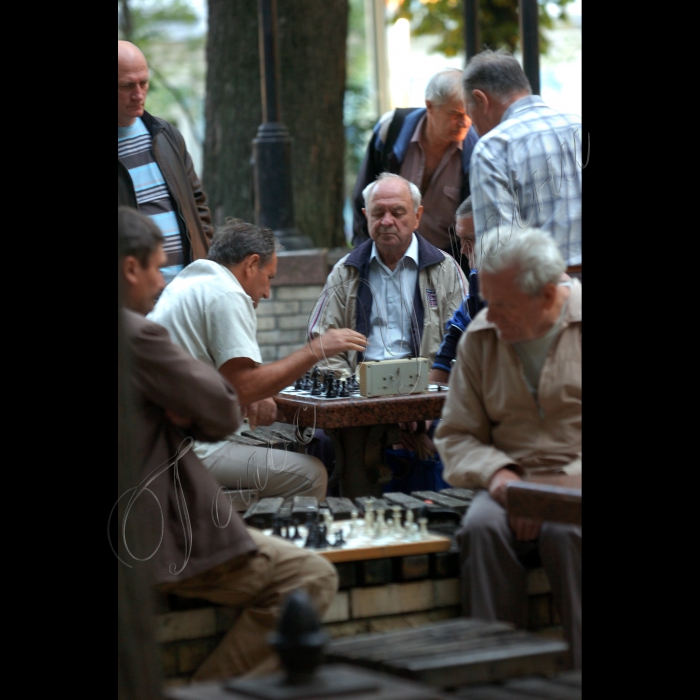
477, 228, 565, 296
362, 172, 422, 214
425, 68, 464, 106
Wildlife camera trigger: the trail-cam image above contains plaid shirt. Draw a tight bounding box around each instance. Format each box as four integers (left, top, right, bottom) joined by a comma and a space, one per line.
471, 96, 583, 266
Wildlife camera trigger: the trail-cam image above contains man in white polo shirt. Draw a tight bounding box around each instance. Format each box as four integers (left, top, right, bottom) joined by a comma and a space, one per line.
149, 218, 367, 500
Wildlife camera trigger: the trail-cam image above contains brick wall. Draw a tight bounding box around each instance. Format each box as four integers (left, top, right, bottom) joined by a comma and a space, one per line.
254, 248, 346, 363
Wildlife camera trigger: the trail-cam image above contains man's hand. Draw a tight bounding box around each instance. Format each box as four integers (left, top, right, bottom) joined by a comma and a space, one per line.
244, 398, 277, 429
489, 467, 543, 541
428, 368, 450, 385
310, 328, 367, 362
397, 420, 435, 457
488, 467, 522, 507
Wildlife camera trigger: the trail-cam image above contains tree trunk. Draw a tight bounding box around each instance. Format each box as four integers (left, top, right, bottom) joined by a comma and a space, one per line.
204, 0, 349, 249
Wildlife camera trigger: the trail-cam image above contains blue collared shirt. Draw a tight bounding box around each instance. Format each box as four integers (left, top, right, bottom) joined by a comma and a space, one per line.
364, 233, 419, 361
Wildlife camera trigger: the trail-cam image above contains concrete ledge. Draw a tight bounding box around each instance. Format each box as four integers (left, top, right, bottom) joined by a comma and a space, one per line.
272, 249, 329, 286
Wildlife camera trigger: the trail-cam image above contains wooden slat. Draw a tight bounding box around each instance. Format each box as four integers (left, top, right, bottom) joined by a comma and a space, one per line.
504, 677, 582, 700
506, 482, 581, 525
325, 497, 358, 520
439, 488, 475, 503
318, 534, 451, 563
383, 492, 435, 518
411, 491, 470, 514
355, 497, 390, 514
291, 496, 319, 524
242, 497, 284, 528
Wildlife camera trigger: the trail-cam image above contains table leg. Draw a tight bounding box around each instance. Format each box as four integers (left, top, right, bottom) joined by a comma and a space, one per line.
326, 424, 402, 500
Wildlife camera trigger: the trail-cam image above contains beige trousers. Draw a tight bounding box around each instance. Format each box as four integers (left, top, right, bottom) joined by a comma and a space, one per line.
159, 527, 338, 681
201, 442, 327, 501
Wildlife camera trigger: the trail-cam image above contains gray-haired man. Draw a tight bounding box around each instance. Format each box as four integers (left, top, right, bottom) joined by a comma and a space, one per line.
352, 68, 479, 271
435, 228, 581, 668
149, 218, 367, 501
463, 49, 583, 268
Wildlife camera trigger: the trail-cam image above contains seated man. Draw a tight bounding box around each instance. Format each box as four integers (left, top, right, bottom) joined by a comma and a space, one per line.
148, 217, 366, 500
312, 172, 467, 377
429, 195, 483, 385
434, 228, 581, 668
118, 206, 338, 681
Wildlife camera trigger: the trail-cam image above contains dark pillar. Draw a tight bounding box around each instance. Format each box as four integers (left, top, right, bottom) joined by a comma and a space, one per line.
252, 0, 314, 250
518, 0, 540, 95
463, 0, 480, 63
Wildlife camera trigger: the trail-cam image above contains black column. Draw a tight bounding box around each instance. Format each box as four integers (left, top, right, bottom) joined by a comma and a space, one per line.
463, 0, 480, 63
518, 0, 540, 95
252, 0, 314, 250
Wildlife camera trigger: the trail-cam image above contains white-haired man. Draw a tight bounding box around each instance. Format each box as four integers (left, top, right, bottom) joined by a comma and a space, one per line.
435, 228, 581, 668
463, 49, 583, 268
352, 69, 479, 271
313, 173, 467, 377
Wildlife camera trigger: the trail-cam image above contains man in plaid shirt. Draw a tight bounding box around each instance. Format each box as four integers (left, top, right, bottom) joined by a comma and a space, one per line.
463, 50, 583, 268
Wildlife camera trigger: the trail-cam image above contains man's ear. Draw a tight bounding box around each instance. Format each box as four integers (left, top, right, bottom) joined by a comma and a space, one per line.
425, 99, 434, 114
244, 254, 261, 276
471, 89, 489, 112
362, 207, 368, 221
541, 282, 558, 309
122, 255, 140, 287
414, 204, 424, 227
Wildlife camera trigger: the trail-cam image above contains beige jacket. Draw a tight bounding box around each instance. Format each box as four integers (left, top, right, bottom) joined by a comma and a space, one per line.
435, 280, 581, 489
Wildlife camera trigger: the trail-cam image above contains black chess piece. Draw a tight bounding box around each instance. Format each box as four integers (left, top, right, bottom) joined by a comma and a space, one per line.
310, 374, 322, 396
302, 371, 312, 391
294, 375, 304, 390
272, 515, 283, 537
339, 379, 349, 397
303, 514, 319, 548
333, 528, 346, 547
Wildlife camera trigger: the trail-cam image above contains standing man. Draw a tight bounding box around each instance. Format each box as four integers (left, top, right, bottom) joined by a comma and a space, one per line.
313, 173, 467, 377
118, 206, 338, 681
118, 40, 213, 283
463, 49, 583, 268
352, 68, 479, 272
434, 228, 581, 668
149, 218, 367, 500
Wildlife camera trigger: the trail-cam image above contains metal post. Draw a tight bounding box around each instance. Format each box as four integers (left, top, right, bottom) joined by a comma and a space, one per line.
463, 0, 479, 64
252, 0, 313, 250
518, 0, 540, 95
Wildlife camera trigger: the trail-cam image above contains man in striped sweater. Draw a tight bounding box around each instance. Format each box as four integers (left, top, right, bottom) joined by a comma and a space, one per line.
118, 40, 213, 284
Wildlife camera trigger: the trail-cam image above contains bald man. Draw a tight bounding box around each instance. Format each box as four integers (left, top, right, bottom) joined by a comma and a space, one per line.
118, 41, 213, 284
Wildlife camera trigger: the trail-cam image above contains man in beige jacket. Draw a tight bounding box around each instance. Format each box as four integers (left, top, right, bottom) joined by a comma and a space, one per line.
435, 228, 581, 668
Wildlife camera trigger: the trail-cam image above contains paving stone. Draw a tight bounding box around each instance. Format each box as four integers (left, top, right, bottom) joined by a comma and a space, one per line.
433, 578, 460, 607
155, 608, 217, 643
322, 591, 350, 623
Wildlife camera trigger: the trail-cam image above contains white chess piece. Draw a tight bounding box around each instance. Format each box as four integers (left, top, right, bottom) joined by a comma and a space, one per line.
392, 505, 403, 536
349, 510, 358, 538
418, 516, 429, 539
376, 507, 386, 538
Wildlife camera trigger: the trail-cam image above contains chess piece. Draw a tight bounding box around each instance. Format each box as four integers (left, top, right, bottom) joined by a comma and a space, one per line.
327, 378, 338, 398
294, 375, 303, 390
302, 370, 312, 390
349, 510, 358, 537
418, 516, 429, 539
339, 379, 349, 397
291, 523, 302, 541
376, 507, 386, 537
303, 513, 319, 549
272, 515, 283, 537
310, 374, 322, 395
392, 505, 403, 535
333, 528, 346, 547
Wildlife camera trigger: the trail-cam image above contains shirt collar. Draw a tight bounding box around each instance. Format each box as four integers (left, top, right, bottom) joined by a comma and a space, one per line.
501, 95, 546, 124
370, 232, 420, 270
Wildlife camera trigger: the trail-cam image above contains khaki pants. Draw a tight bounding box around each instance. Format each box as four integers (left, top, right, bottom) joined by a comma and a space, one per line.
158, 527, 338, 681
202, 442, 327, 501
457, 490, 582, 668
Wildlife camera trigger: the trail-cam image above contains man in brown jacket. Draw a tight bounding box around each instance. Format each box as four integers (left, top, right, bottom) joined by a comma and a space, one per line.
118, 206, 338, 680
435, 228, 581, 668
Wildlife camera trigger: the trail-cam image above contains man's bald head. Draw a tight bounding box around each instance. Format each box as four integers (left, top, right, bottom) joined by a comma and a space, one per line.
118, 41, 150, 126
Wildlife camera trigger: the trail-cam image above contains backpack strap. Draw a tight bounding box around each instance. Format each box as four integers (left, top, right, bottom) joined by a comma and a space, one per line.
380, 107, 417, 172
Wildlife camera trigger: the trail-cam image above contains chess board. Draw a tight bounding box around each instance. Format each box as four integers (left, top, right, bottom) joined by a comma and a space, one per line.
261, 515, 452, 563
279, 365, 448, 401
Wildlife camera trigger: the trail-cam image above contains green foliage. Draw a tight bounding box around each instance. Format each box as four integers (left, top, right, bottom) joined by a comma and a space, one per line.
391, 0, 574, 57
118, 0, 205, 143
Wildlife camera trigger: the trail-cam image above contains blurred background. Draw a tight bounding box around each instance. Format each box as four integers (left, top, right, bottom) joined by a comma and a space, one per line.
117, 0, 581, 249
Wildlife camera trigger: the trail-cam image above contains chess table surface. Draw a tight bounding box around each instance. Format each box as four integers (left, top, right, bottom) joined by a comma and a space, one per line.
274, 383, 449, 429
